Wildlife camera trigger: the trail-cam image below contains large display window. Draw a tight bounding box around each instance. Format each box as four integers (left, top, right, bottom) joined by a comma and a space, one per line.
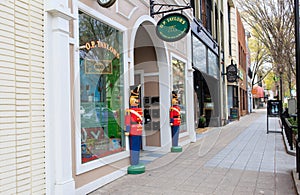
192, 35, 219, 79
208, 49, 219, 79
172, 56, 187, 133
192, 36, 207, 73
78, 11, 125, 164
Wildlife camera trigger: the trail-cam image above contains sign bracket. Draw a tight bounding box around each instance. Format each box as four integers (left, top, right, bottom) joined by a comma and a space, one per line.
150, 0, 191, 17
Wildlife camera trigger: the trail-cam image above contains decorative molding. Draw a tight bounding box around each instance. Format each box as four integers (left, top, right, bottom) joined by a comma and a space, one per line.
78, 2, 127, 31
45, 1, 75, 20
116, 0, 138, 20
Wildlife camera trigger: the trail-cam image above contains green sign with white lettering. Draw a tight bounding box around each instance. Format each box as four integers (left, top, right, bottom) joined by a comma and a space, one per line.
156, 13, 190, 42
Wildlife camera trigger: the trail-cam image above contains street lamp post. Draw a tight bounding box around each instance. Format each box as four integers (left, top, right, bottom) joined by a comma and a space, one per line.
294, 0, 300, 179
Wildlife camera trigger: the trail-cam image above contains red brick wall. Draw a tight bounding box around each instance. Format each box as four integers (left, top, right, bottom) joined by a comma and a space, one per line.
236, 10, 246, 72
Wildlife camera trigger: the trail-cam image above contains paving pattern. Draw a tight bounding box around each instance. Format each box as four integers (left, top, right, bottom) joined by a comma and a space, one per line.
205, 116, 293, 173
89, 110, 296, 195
139, 150, 168, 165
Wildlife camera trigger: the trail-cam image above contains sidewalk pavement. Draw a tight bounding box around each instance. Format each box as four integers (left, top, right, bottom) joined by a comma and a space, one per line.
89, 109, 297, 195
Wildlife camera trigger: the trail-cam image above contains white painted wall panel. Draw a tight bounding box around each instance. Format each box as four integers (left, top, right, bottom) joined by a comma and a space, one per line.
0, 0, 45, 194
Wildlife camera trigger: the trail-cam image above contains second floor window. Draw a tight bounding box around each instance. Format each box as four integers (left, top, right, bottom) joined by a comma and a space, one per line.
205, 0, 212, 33
193, 0, 213, 33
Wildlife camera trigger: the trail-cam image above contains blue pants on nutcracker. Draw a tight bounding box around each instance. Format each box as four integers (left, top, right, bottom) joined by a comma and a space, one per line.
171, 125, 179, 146
129, 135, 141, 165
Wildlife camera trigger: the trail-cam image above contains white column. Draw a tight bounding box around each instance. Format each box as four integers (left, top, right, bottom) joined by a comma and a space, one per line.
186, 33, 196, 142
186, 69, 196, 142
159, 61, 172, 151
45, 1, 75, 194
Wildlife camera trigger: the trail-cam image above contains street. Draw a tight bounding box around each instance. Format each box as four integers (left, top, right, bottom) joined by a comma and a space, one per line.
89, 109, 296, 195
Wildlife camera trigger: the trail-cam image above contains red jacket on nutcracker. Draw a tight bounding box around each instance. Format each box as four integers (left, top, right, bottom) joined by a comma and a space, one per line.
170, 92, 181, 126
125, 85, 143, 136
170, 105, 181, 126
125, 107, 143, 136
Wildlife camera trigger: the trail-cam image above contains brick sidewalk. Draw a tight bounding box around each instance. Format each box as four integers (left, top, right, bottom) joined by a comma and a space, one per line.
89, 109, 296, 195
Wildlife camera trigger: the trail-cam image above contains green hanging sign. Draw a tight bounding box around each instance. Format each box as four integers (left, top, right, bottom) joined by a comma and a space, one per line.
156, 13, 190, 42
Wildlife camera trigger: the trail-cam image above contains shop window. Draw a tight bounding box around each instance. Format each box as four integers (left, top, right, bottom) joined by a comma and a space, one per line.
172, 57, 187, 132
192, 36, 207, 73
78, 11, 125, 164
208, 49, 219, 79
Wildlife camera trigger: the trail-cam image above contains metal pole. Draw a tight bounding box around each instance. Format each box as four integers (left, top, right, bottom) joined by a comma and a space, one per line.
294, 0, 300, 179
150, 0, 154, 17
280, 73, 283, 101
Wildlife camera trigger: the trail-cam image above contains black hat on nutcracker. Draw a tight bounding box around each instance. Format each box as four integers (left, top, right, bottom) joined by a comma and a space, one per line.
172, 91, 179, 105
130, 85, 141, 107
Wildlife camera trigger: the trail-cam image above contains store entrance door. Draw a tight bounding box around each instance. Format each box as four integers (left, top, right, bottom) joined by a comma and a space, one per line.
193, 67, 221, 127
134, 23, 162, 150
134, 72, 161, 149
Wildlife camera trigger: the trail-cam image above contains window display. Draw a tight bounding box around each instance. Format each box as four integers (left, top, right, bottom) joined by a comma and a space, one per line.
79, 11, 125, 163
172, 58, 187, 132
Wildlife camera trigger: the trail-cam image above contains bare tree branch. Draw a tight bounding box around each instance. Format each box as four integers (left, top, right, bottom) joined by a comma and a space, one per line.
238, 0, 296, 94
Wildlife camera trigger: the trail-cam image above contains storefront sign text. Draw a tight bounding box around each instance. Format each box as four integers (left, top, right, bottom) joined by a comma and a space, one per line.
226, 64, 238, 83
156, 13, 190, 42
85, 59, 112, 74
80, 40, 120, 59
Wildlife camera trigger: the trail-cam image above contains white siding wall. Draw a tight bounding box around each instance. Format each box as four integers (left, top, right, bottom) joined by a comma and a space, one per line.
0, 0, 45, 194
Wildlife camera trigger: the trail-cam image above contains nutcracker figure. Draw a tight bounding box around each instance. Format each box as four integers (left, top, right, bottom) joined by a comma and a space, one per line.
125, 84, 145, 174
170, 91, 182, 152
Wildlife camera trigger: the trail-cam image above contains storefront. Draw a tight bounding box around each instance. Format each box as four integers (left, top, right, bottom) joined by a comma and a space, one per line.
227, 67, 248, 119
227, 84, 239, 119
45, 1, 196, 194
192, 32, 221, 128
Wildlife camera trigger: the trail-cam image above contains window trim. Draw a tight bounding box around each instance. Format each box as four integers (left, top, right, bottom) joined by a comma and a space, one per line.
75, 2, 128, 175
170, 53, 188, 133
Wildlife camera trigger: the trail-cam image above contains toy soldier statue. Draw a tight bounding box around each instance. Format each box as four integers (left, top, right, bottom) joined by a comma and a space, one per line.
125, 84, 145, 174
170, 91, 182, 152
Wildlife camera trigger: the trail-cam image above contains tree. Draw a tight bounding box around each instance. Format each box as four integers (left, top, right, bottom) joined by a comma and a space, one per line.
248, 29, 272, 88
264, 71, 276, 90
238, 0, 296, 96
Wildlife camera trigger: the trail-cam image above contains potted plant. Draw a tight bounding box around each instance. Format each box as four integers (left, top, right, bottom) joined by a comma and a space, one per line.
199, 115, 206, 128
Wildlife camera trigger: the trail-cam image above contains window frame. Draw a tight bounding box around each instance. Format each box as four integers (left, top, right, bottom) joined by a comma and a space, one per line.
171, 53, 188, 135
75, 2, 129, 175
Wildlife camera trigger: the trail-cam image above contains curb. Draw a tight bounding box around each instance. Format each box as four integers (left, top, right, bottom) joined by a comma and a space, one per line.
292, 169, 300, 195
